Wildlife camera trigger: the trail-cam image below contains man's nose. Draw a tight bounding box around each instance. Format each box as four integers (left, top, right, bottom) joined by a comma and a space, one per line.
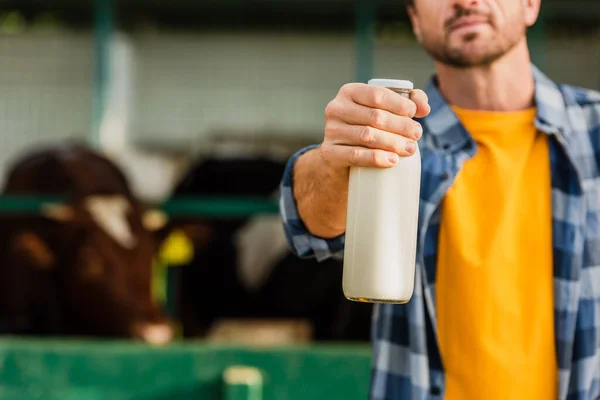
451, 0, 481, 10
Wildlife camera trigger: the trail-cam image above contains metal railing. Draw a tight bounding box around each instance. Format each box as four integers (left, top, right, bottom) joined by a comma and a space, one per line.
0, 195, 280, 217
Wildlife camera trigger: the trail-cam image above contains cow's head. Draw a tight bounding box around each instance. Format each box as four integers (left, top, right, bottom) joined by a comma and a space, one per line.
12, 194, 176, 345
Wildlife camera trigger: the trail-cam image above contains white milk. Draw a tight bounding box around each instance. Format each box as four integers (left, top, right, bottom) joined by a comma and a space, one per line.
342, 79, 421, 304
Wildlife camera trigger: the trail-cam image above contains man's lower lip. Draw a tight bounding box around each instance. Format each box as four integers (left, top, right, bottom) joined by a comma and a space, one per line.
449, 23, 489, 35
450, 22, 487, 31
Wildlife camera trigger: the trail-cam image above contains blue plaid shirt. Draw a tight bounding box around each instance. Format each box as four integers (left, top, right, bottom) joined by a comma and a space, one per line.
279, 65, 600, 400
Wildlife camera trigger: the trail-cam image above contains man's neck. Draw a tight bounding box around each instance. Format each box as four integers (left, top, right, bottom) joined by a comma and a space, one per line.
434, 39, 535, 112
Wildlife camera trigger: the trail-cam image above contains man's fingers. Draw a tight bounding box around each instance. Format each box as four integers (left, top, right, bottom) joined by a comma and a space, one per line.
338, 83, 430, 120
321, 144, 415, 169
343, 83, 418, 118
410, 89, 431, 119
327, 101, 423, 140
327, 122, 418, 156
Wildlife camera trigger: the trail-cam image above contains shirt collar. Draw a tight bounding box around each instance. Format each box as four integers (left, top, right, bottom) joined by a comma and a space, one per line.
420, 63, 570, 151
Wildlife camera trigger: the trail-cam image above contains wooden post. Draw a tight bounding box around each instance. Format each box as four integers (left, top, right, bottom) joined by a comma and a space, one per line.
91, 0, 114, 147
528, 3, 546, 69
355, 0, 376, 83
222, 366, 264, 400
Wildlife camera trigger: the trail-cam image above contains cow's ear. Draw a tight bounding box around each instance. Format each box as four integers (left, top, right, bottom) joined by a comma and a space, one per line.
143, 209, 169, 231
11, 232, 55, 269
41, 204, 76, 223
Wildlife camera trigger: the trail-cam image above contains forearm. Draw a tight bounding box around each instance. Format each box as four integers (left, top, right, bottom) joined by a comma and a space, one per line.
293, 147, 349, 239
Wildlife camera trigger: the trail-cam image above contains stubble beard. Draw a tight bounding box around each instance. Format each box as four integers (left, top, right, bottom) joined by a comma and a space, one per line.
420, 25, 525, 69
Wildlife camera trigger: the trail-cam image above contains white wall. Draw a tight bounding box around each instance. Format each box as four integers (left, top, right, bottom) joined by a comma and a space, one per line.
0, 33, 94, 189
129, 31, 441, 148
131, 32, 357, 148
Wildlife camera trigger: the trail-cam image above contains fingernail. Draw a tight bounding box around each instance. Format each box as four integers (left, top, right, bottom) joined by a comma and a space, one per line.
405, 141, 416, 154
388, 153, 399, 164
414, 124, 423, 139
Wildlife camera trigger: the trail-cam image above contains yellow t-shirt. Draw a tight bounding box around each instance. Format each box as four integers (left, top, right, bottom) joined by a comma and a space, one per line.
436, 106, 557, 399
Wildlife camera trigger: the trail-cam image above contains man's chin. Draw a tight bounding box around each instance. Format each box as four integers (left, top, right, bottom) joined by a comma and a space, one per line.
448, 34, 490, 52
442, 43, 505, 68
431, 51, 503, 69
421, 37, 510, 69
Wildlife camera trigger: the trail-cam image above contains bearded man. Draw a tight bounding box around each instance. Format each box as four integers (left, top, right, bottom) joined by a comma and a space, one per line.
278, 0, 600, 399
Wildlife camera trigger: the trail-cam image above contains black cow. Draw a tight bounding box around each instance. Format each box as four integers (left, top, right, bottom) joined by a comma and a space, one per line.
166, 155, 372, 342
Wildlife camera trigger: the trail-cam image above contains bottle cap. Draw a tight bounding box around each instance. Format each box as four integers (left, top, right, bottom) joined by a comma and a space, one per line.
368, 79, 414, 90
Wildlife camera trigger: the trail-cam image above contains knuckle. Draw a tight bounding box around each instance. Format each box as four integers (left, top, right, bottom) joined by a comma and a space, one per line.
393, 137, 407, 155
320, 144, 334, 161
324, 101, 338, 119
324, 120, 335, 136
340, 83, 358, 99
372, 87, 387, 108
358, 126, 376, 145
414, 121, 423, 138
370, 109, 386, 127
406, 118, 417, 135
401, 117, 415, 137
325, 121, 346, 141
398, 99, 416, 117
340, 83, 353, 94
350, 148, 362, 165
371, 150, 380, 166
409, 101, 418, 117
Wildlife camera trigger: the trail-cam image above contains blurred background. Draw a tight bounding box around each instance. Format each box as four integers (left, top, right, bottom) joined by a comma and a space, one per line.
0, 0, 597, 399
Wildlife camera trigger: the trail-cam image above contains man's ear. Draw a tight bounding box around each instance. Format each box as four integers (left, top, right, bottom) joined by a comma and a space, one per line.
11, 232, 55, 270
522, 0, 541, 27
407, 6, 423, 43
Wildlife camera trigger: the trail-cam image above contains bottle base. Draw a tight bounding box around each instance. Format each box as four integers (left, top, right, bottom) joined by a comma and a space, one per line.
344, 295, 411, 305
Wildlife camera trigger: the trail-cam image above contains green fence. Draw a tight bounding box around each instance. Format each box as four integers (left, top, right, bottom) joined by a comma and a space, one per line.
0, 195, 280, 217
0, 196, 369, 400
0, 338, 372, 400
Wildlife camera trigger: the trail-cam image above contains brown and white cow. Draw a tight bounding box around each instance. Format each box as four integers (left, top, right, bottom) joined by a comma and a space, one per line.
0, 143, 175, 345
